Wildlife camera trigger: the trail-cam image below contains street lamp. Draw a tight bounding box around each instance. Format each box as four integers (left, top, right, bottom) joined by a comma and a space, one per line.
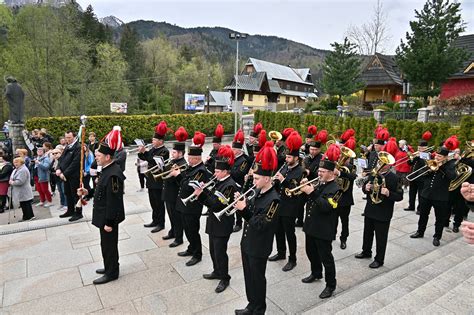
229, 32, 248, 133
399, 100, 407, 120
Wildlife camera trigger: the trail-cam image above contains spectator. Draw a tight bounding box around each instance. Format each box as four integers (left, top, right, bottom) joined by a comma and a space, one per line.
2, 122, 9, 138
59, 136, 67, 148
15, 148, 30, 168
460, 182, 474, 245
83, 144, 94, 196
0, 150, 13, 213
114, 147, 127, 172
40, 128, 54, 144
135, 156, 148, 192
51, 147, 67, 211
33, 147, 53, 207
9, 157, 35, 221
88, 132, 99, 154
43, 142, 56, 195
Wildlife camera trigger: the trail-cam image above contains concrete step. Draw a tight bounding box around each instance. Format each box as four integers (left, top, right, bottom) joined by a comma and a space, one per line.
303, 238, 473, 314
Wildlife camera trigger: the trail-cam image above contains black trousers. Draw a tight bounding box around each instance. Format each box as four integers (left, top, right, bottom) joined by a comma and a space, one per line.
138, 172, 146, 189
100, 225, 120, 278
362, 216, 390, 264
148, 188, 165, 227
449, 189, 469, 228
336, 205, 351, 241
182, 213, 202, 259
274, 216, 297, 261
305, 234, 336, 288
209, 235, 231, 281
417, 197, 450, 239
20, 200, 35, 220
241, 250, 267, 314
408, 180, 424, 210
165, 201, 183, 242
0, 195, 8, 210
296, 197, 305, 224
49, 172, 56, 193
235, 211, 243, 227
64, 177, 80, 214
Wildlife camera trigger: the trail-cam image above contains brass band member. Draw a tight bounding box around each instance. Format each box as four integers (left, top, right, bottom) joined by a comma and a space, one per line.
170, 132, 212, 266
276, 128, 293, 169
231, 129, 251, 232
356, 151, 403, 268
140, 121, 170, 233
303, 131, 326, 180
300, 144, 341, 299
162, 127, 188, 247
303, 125, 318, 155
205, 124, 223, 174
194, 145, 238, 293
234, 141, 280, 315
410, 137, 458, 246
269, 131, 304, 271
247, 122, 262, 159
242, 129, 267, 193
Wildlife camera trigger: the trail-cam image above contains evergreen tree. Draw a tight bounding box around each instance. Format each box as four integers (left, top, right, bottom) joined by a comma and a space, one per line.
79, 5, 112, 64
396, 0, 469, 105
321, 37, 364, 106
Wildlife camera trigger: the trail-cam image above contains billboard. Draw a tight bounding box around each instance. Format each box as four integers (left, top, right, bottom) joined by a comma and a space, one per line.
110, 102, 127, 113
184, 93, 205, 111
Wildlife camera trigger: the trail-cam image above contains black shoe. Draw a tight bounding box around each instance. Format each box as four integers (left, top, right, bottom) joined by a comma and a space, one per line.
235, 308, 252, 315
319, 286, 335, 299
404, 207, 415, 211
143, 222, 158, 228
340, 241, 347, 250
96, 268, 105, 274
433, 238, 440, 247
416, 210, 420, 215
361, 212, 365, 216
177, 250, 192, 257
452, 226, 459, 233
93, 275, 118, 285
203, 272, 220, 280
369, 260, 383, 268
268, 253, 286, 262
151, 226, 164, 233
282, 261, 296, 272
69, 213, 83, 222
0, 208, 4, 213
355, 252, 371, 259
162, 234, 174, 240
169, 240, 183, 248
202, 211, 210, 216
59, 211, 74, 218
295, 221, 304, 227
233, 225, 242, 232
362, 196, 367, 200
410, 231, 424, 238
215, 280, 229, 293
301, 274, 322, 283
186, 257, 201, 266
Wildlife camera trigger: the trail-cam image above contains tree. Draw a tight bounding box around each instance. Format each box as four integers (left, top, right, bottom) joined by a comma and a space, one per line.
396, 0, 470, 105
346, 0, 391, 55
79, 5, 112, 65
321, 38, 364, 106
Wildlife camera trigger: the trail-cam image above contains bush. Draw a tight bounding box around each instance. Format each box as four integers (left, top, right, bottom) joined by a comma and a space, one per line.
26, 113, 235, 145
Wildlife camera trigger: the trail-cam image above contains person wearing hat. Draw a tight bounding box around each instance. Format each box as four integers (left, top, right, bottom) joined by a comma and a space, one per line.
231, 129, 251, 232
410, 137, 458, 246
303, 125, 318, 155
356, 151, 403, 268
303, 138, 324, 181
269, 131, 304, 272
247, 123, 262, 159
193, 145, 239, 293
139, 121, 170, 233
299, 144, 341, 299
78, 126, 126, 285
234, 141, 280, 315
161, 127, 188, 247
205, 124, 224, 174
170, 131, 212, 266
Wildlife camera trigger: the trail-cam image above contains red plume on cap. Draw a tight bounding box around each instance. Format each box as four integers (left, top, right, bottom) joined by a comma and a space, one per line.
376, 128, 390, 141
422, 131, 432, 141
253, 122, 263, 135
217, 145, 235, 166
155, 121, 168, 137
375, 124, 384, 136
384, 137, 398, 157
282, 128, 294, 139
307, 125, 317, 136
444, 135, 460, 151
214, 124, 224, 139
102, 126, 123, 150
256, 141, 278, 171
258, 130, 267, 148
233, 129, 245, 145
192, 131, 206, 148
286, 131, 303, 152
174, 126, 188, 142
341, 128, 355, 142
324, 143, 341, 162
344, 137, 356, 151
316, 130, 328, 144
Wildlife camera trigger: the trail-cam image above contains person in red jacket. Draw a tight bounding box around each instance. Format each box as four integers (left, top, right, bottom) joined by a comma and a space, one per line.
395, 140, 413, 190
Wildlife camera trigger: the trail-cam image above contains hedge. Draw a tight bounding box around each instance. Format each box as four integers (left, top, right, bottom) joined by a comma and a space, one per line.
26, 113, 235, 145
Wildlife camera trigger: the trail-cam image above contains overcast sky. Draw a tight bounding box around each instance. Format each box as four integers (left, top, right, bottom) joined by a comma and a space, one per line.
76, 0, 474, 53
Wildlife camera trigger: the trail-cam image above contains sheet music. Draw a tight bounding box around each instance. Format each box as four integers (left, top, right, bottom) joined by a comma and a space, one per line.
357, 158, 368, 168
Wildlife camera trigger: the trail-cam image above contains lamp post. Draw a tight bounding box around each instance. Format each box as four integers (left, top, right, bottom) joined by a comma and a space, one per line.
399, 100, 407, 120
229, 32, 248, 133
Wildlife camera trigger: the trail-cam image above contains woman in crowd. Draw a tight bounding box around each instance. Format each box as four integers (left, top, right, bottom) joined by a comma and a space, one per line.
9, 157, 35, 221
51, 146, 68, 211
34, 147, 53, 207
0, 150, 13, 213
43, 142, 56, 196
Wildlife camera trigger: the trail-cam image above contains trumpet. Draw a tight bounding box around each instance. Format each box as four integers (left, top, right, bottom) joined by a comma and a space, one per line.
214, 185, 257, 221
285, 177, 320, 196
127, 143, 152, 154
153, 164, 187, 180
393, 146, 434, 167
144, 158, 171, 176
180, 176, 217, 206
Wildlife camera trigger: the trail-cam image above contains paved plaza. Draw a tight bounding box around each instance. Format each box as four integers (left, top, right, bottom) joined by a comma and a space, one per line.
0, 139, 473, 314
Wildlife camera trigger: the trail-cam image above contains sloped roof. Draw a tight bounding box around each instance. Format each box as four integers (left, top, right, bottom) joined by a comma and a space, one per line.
268, 79, 284, 93
247, 58, 313, 86
293, 68, 311, 81
224, 71, 266, 91
360, 53, 403, 86
450, 34, 474, 78
209, 91, 231, 106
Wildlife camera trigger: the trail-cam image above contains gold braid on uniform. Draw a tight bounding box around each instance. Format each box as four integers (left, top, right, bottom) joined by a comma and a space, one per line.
265, 201, 279, 222
112, 176, 120, 193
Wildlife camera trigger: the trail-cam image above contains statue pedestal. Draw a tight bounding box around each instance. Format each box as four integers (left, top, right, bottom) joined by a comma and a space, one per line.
10, 123, 27, 154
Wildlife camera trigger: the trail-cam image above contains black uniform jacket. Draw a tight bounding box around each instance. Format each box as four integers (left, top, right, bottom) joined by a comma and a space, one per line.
240, 187, 280, 258
162, 157, 187, 202
338, 163, 357, 207
59, 140, 81, 180
198, 175, 238, 237
205, 148, 218, 174
304, 153, 322, 180
362, 171, 403, 222
420, 159, 457, 202
246, 143, 254, 159
138, 145, 170, 190
274, 164, 304, 217
231, 154, 251, 187
91, 162, 126, 228
365, 150, 379, 172
176, 162, 212, 215
276, 144, 287, 170
407, 156, 426, 183
303, 180, 340, 241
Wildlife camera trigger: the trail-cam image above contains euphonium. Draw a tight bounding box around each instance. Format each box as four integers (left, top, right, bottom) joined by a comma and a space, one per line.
336, 146, 356, 192
368, 151, 395, 204
449, 141, 473, 191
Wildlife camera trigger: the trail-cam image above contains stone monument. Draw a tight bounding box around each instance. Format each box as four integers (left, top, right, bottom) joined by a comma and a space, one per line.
4, 76, 26, 154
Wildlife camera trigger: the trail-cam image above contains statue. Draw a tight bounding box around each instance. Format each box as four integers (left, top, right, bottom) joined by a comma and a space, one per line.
4, 76, 25, 124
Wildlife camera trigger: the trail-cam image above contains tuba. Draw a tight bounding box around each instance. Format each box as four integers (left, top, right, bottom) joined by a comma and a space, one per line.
449, 141, 473, 191
268, 130, 282, 142
369, 151, 395, 204
336, 146, 356, 192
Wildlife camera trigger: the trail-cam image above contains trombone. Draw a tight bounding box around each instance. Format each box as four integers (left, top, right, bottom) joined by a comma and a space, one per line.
144, 158, 171, 176
153, 163, 187, 180
285, 177, 320, 196
127, 143, 152, 154
214, 185, 257, 221
406, 158, 451, 182
181, 176, 217, 206
393, 146, 434, 167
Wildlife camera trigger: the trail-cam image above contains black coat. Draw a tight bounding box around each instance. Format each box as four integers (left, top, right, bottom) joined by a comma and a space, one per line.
91, 162, 126, 228
161, 157, 187, 202
276, 144, 286, 170
304, 153, 322, 180
420, 159, 457, 202
275, 164, 304, 217
138, 145, 170, 190
176, 162, 212, 215
204, 148, 218, 174
58, 141, 81, 180
362, 171, 403, 222
240, 187, 280, 258
407, 156, 426, 183
231, 154, 251, 187
303, 180, 340, 241
0, 161, 13, 182
113, 149, 127, 172
337, 163, 357, 207
366, 150, 379, 172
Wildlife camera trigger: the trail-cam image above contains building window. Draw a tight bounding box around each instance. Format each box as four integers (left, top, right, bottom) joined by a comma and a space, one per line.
248, 94, 253, 101
286, 96, 290, 103
286, 84, 291, 90
295, 85, 299, 91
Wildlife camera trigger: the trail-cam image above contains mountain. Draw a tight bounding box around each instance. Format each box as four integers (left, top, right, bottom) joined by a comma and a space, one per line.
99, 15, 124, 29
4, 0, 74, 7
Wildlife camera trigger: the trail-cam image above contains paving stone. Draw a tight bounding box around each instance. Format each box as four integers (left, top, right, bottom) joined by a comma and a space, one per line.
71, 231, 130, 249
336, 298, 385, 314
196, 296, 285, 315
0, 238, 72, 264
171, 254, 215, 283
138, 245, 187, 269
416, 303, 455, 315
27, 247, 93, 276
89, 236, 157, 261
0, 229, 46, 250
2, 267, 83, 306
45, 221, 92, 240
0, 259, 26, 285
432, 278, 474, 314
92, 301, 138, 314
